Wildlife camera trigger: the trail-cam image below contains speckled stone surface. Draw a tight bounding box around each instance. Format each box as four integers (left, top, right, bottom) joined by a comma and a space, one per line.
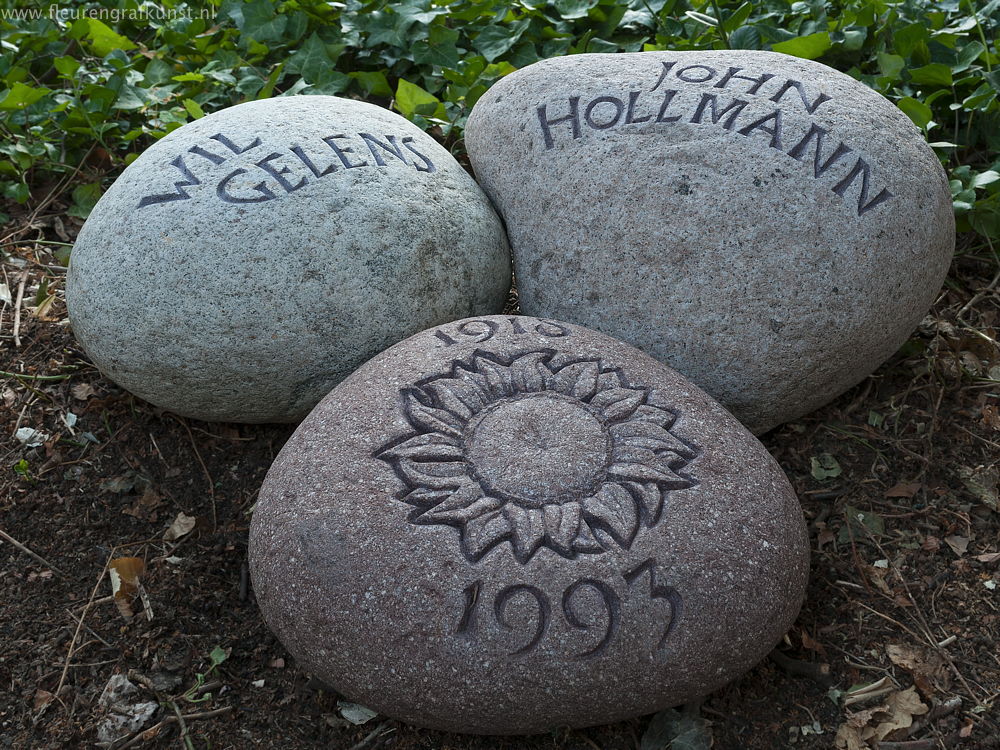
249, 315, 809, 734
465, 51, 954, 434
66, 95, 511, 423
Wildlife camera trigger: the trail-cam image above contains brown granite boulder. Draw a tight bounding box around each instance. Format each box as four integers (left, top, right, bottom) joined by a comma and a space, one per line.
249, 315, 809, 734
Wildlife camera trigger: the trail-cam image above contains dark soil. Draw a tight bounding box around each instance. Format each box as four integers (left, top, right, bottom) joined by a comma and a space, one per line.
1, 216, 998, 750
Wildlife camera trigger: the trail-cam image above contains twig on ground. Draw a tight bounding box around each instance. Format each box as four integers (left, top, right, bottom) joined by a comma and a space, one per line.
170, 700, 194, 750
109, 706, 233, 750
770, 650, 834, 686
11, 272, 25, 347
168, 414, 217, 531
64, 609, 112, 649
49, 553, 112, 717
879, 732, 962, 750
347, 721, 391, 750
0, 527, 66, 576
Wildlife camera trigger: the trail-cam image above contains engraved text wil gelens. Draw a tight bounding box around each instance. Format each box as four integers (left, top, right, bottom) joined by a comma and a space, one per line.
136, 131, 437, 209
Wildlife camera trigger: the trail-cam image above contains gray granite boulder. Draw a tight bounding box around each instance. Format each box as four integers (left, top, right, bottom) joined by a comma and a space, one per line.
250, 315, 809, 734
465, 51, 954, 434
66, 95, 510, 423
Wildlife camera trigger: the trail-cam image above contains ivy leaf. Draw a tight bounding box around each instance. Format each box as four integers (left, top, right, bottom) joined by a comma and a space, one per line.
0, 82, 50, 110
235, 0, 288, 44
287, 32, 337, 83
729, 26, 762, 50
554, 0, 598, 20
772, 31, 832, 60
73, 18, 136, 57
909, 63, 952, 87
897, 96, 933, 129
395, 78, 443, 118
641, 707, 712, 750
810, 453, 842, 481
475, 20, 530, 62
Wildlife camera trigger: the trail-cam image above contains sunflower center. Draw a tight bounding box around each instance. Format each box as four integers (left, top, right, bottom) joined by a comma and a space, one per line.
464, 393, 610, 507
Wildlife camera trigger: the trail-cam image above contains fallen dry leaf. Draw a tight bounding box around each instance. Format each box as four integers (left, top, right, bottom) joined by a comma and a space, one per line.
885, 482, 921, 498
887, 644, 948, 696
122, 487, 163, 523
956, 465, 998, 512
71, 382, 96, 400
922, 536, 941, 553
944, 535, 970, 557
163, 512, 196, 542
801, 630, 828, 660
33, 689, 55, 712
836, 688, 929, 748
975, 552, 1000, 565
865, 687, 929, 742
109, 557, 145, 619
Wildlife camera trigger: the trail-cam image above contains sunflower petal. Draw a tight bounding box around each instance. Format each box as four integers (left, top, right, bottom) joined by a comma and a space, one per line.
446, 365, 492, 411
378, 433, 463, 462
544, 501, 582, 554
581, 483, 639, 546
396, 458, 468, 489
610, 442, 657, 464
596, 372, 622, 391
610, 421, 697, 458
547, 361, 599, 400
572, 518, 606, 553
504, 504, 546, 561
425, 381, 475, 420
473, 355, 514, 397
403, 391, 465, 437
625, 481, 665, 525
421, 489, 500, 524
461, 509, 511, 560
590, 388, 645, 421
509, 352, 549, 393
631, 404, 678, 429
607, 460, 694, 489
400, 487, 452, 507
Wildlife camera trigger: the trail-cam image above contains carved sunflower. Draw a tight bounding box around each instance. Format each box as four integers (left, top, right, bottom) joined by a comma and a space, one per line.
377, 350, 698, 563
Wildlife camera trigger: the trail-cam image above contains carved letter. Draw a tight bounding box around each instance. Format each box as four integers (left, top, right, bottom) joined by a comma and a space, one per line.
655, 90, 682, 123
210, 133, 261, 154
737, 108, 784, 149
786, 123, 853, 178
562, 579, 620, 658
290, 145, 338, 177
690, 93, 748, 130
215, 168, 277, 204
624, 558, 682, 649
713, 66, 775, 95
624, 90, 652, 124
137, 155, 200, 208
255, 152, 308, 193
322, 134, 368, 169
651, 60, 677, 91
832, 158, 894, 216
584, 96, 625, 130
495, 584, 550, 656
187, 145, 226, 165
769, 78, 831, 114
359, 133, 409, 167
401, 137, 436, 173
675, 64, 717, 83
537, 96, 581, 150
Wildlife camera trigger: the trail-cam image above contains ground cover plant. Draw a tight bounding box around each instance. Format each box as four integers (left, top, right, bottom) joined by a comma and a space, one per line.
1, 0, 999, 748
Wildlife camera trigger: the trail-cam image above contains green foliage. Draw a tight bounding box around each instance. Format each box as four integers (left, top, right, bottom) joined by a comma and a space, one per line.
0, 0, 998, 244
